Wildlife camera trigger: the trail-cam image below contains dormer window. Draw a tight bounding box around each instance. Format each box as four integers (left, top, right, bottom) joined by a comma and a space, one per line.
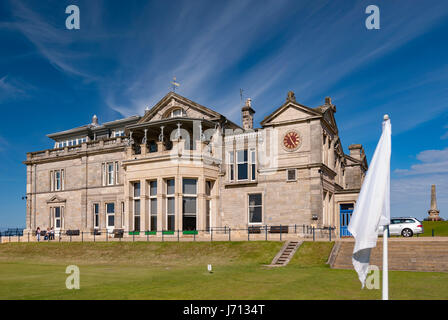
113, 130, 125, 138
170, 108, 185, 118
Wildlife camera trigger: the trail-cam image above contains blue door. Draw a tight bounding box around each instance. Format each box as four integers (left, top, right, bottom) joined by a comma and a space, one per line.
340, 203, 354, 237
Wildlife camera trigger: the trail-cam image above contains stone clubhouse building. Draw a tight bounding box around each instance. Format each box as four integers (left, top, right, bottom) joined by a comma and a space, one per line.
23, 91, 367, 238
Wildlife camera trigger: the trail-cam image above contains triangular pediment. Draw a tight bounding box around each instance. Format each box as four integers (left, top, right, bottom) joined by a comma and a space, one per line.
47, 195, 66, 203
261, 101, 321, 126
138, 92, 223, 124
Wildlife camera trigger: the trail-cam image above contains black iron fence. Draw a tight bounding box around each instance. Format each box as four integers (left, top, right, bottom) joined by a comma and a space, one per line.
0, 228, 24, 237
0, 224, 337, 243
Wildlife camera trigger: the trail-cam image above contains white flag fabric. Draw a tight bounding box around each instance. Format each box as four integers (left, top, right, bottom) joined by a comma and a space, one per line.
348, 116, 391, 287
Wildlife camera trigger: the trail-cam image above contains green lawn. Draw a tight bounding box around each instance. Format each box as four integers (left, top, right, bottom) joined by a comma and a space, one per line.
0, 241, 447, 300
421, 221, 448, 237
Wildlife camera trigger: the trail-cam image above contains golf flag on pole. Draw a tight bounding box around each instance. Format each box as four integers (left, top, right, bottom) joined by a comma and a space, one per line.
348, 115, 391, 289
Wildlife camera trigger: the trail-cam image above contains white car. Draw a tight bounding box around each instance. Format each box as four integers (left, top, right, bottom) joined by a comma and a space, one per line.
378, 217, 424, 237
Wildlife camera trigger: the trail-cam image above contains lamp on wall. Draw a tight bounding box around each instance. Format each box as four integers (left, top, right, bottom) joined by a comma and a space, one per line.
312, 214, 318, 220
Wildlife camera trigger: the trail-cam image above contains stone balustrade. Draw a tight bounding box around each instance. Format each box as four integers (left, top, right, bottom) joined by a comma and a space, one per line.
26, 137, 125, 161
125, 139, 216, 161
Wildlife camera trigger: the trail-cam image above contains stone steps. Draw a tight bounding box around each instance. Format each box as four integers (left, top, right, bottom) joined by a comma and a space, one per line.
330, 240, 448, 272
268, 241, 302, 267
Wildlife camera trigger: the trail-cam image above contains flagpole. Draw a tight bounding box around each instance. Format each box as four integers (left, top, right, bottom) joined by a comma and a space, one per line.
382, 225, 389, 300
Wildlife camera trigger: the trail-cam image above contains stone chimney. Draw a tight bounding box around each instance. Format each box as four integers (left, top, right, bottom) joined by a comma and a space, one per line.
348, 144, 364, 160
324, 96, 336, 112
242, 98, 255, 130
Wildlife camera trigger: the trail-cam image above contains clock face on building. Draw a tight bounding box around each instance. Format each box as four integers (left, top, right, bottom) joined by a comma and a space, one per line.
283, 130, 301, 151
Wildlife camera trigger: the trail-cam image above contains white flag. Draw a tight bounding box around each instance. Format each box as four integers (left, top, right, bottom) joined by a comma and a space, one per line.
348, 115, 391, 287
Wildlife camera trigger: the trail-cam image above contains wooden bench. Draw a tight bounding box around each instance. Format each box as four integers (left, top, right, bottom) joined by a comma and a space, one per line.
269, 226, 289, 234
248, 226, 262, 234
113, 229, 124, 238
66, 230, 80, 236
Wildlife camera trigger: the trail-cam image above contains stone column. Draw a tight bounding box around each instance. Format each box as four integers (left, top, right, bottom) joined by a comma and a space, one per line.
140, 179, 147, 231
157, 141, 165, 154
197, 177, 205, 231
140, 144, 148, 156
176, 175, 182, 231
157, 177, 164, 231
428, 184, 441, 221
125, 181, 132, 231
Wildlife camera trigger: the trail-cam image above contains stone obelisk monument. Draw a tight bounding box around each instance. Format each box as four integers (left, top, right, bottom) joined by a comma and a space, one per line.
428, 184, 442, 221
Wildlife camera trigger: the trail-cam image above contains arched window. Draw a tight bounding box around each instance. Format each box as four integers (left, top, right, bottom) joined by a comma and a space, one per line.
168, 108, 186, 118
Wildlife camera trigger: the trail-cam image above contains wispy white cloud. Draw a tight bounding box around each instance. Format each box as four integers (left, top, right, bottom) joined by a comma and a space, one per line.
392, 146, 448, 219
391, 173, 447, 220
395, 147, 448, 176
5, 0, 448, 129
7, 0, 101, 80
0, 75, 35, 102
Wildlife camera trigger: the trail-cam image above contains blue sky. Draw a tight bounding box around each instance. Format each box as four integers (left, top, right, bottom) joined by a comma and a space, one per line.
0, 0, 448, 226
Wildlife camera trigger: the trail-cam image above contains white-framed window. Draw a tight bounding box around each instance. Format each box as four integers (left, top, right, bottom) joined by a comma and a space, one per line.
170, 108, 185, 118
55, 170, 62, 190
228, 151, 235, 182
107, 162, 114, 185
182, 178, 197, 231
149, 180, 157, 231
93, 203, 100, 229
248, 193, 262, 224
287, 169, 296, 181
250, 149, 256, 181
166, 179, 175, 231
54, 206, 62, 230
50, 169, 65, 191
55, 137, 87, 149
237, 150, 248, 181
106, 203, 115, 230
113, 130, 124, 137
102, 162, 119, 186
133, 182, 141, 231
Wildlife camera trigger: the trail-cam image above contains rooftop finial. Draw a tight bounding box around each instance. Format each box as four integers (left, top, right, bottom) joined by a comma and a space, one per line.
92, 114, 98, 126
287, 91, 296, 102
170, 76, 180, 92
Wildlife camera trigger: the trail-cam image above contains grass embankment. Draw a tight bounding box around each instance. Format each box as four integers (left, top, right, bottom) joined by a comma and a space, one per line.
0, 241, 447, 300
421, 221, 448, 237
